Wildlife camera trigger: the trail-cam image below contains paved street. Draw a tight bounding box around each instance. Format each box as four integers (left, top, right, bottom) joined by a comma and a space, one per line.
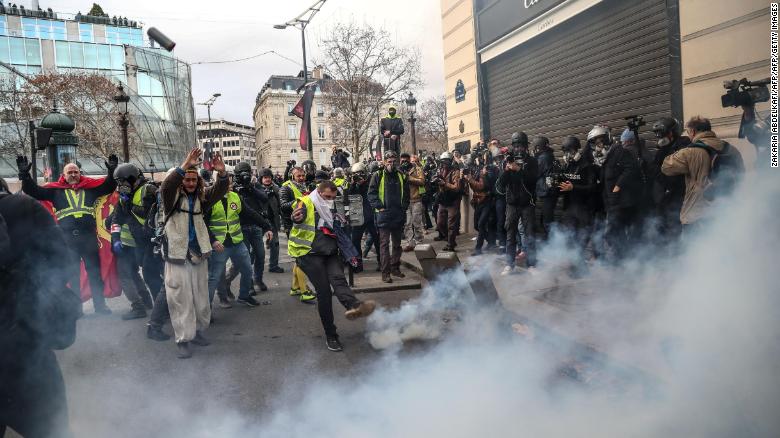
54, 252, 421, 438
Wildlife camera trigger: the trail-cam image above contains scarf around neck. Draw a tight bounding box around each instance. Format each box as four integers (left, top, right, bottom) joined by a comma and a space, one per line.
308, 189, 333, 229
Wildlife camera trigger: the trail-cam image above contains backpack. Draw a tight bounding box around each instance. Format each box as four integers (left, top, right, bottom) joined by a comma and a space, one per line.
690, 141, 743, 200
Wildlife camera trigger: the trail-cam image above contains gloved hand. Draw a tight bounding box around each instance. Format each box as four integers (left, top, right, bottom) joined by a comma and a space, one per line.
105, 154, 119, 173
112, 240, 123, 254
16, 155, 31, 176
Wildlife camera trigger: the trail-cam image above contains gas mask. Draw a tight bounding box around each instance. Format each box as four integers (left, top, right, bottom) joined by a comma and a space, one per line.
593, 144, 607, 166
385, 162, 396, 172
236, 172, 252, 186
656, 136, 672, 148
117, 181, 134, 202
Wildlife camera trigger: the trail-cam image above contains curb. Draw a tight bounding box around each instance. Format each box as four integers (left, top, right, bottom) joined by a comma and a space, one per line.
353, 281, 422, 294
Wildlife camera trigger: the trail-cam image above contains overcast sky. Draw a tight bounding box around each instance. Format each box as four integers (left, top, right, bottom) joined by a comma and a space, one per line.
47, 0, 446, 125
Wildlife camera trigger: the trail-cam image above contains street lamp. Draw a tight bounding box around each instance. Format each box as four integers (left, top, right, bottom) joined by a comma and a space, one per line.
405, 91, 418, 155
274, 0, 327, 161
148, 160, 156, 181
197, 92, 221, 154
113, 84, 131, 163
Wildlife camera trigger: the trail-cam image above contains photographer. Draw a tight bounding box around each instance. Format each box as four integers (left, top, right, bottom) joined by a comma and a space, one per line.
532, 136, 558, 240
399, 153, 426, 251
496, 135, 538, 275
380, 107, 405, 155
348, 162, 380, 270
233, 162, 272, 293
331, 147, 351, 170
434, 152, 464, 252
260, 168, 284, 273
651, 117, 691, 240
465, 161, 498, 256
368, 151, 410, 283
421, 154, 438, 230
602, 129, 643, 261
557, 136, 599, 253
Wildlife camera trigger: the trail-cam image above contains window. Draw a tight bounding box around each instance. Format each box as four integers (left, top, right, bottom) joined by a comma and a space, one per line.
318, 125, 325, 140
105, 26, 118, 44
283, 81, 294, 91
22, 18, 37, 38
131, 28, 143, 46
97, 45, 111, 69
110, 45, 124, 70
0, 16, 7, 36
83, 43, 97, 68
69, 42, 84, 67
0, 37, 9, 63
287, 102, 294, 115
118, 27, 131, 44
79, 23, 93, 43
317, 104, 324, 117
319, 148, 327, 165
51, 21, 66, 40
287, 123, 297, 140
37, 20, 52, 39
290, 149, 299, 162
54, 41, 70, 67
24, 39, 41, 66
9, 38, 26, 64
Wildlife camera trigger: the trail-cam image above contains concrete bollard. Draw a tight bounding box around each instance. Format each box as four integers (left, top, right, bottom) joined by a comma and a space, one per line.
414, 244, 499, 306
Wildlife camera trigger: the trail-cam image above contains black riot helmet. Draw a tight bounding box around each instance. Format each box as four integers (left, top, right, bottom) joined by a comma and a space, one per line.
561, 136, 581, 152
199, 168, 212, 183
652, 117, 682, 139
511, 132, 528, 148
234, 161, 252, 174
301, 160, 316, 176
113, 163, 142, 187
234, 161, 252, 185
530, 136, 550, 154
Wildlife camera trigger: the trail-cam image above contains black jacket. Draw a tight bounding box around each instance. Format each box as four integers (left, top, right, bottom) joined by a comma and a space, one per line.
331, 152, 350, 170
535, 147, 557, 198
652, 136, 691, 209
561, 158, 599, 211
279, 181, 309, 232
496, 157, 539, 207
380, 116, 404, 136
235, 183, 271, 230
367, 169, 410, 229
261, 183, 282, 232
20, 171, 116, 233
601, 145, 642, 209
347, 179, 374, 226
111, 182, 157, 246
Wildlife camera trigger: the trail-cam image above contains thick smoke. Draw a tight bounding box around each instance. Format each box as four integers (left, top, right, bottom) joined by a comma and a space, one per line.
59, 170, 780, 438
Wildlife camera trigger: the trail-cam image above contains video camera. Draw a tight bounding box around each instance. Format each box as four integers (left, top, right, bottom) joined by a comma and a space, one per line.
721, 78, 770, 108
625, 115, 646, 132
286, 159, 297, 167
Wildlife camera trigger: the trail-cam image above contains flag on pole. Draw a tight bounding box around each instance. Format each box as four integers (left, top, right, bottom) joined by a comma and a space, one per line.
291, 82, 316, 151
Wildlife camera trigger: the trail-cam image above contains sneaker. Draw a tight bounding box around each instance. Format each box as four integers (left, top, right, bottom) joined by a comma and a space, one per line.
470, 236, 477, 241
300, 291, 316, 303
147, 325, 171, 342
289, 288, 302, 296
403, 245, 415, 252
501, 265, 515, 276
237, 296, 260, 307
218, 297, 233, 309
176, 342, 192, 359
326, 336, 343, 352
345, 300, 376, 320
121, 307, 147, 321
269, 266, 285, 273
441, 245, 454, 252
94, 305, 112, 315
526, 266, 539, 276
191, 331, 210, 346
258, 281, 268, 292
382, 274, 392, 283
391, 270, 405, 278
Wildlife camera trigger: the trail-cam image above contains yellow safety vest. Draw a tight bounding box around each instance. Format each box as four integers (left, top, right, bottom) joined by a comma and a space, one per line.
376, 170, 404, 212
287, 195, 316, 258
55, 189, 95, 221
209, 191, 244, 244
333, 177, 348, 190
119, 186, 146, 247
282, 180, 304, 200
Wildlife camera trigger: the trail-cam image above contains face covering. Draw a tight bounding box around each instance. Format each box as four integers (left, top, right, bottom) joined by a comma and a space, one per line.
386, 163, 396, 172
573, 151, 582, 162
325, 199, 335, 210
657, 137, 671, 148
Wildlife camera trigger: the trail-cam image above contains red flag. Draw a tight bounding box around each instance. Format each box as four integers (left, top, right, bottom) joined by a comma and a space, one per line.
291, 83, 316, 151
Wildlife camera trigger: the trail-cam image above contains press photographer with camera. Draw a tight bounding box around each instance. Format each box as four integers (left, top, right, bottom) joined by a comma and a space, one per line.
347, 162, 379, 271
532, 136, 559, 241
464, 158, 498, 256
434, 151, 464, 252
260, 168, 284, 273
496, 132, 538, 275
651, 117, 691, 240
722, 77, 771, 164
399, 153, 426, 252
557, 136, 599, 254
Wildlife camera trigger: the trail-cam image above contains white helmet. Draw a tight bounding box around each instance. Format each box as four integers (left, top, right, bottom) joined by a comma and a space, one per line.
351, 162, 366, 173
587, 125, 612, 144
439, 151, 453, 160
333, 167, 344, 178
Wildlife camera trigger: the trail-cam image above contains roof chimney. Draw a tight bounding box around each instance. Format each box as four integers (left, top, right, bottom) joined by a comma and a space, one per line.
312, 66, 323, 80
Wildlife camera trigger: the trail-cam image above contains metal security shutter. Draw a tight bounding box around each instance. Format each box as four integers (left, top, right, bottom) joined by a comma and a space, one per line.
483, 0, 679, 148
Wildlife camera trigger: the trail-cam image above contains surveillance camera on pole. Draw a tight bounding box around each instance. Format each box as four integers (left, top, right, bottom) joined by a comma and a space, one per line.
147, 27, 176, 51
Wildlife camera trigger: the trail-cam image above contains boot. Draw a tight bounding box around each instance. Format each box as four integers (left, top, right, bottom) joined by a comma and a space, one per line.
345, 300, 377, 320
147, 325, 171, 342
382, 273, 392, 283
176, 342, 192, 359
391, 269, 405, 278
191, 331, 210, 346
122, 305, 147, 320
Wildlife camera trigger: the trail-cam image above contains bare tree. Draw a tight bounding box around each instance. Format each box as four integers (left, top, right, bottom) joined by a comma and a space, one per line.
318, 22, 423, 160
0, 76, 34, 156
416, 95, 448, 152
16, 72, 139, 163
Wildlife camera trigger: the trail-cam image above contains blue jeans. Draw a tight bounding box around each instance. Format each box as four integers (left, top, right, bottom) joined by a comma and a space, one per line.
242, 226, 266, 282
208, 242, 253, 302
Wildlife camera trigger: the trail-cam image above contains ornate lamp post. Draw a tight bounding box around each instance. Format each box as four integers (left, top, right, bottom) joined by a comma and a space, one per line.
405, 91, 418, 155
40, 108, 78, 181
148, 160, 156, 181
113, 84, 130, 163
